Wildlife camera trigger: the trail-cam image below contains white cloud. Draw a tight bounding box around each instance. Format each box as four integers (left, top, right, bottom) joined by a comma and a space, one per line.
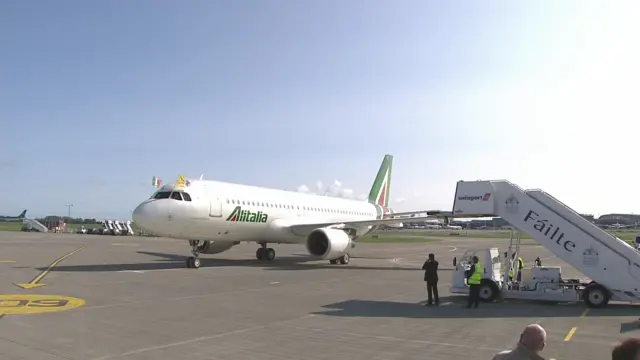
296, 179, 359, 199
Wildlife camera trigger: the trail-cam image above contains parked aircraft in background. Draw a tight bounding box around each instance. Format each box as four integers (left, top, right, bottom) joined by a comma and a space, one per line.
0, 210, 27, 222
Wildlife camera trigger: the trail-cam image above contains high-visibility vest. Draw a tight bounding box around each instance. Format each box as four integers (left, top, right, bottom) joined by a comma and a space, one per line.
509, 257, 523, 277
468, 263, 482, 285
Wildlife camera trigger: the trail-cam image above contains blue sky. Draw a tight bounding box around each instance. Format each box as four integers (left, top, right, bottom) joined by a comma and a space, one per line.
2, 1, 639, 219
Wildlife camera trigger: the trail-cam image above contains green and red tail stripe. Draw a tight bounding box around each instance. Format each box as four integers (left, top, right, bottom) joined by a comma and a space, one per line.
368, 154, 393, 219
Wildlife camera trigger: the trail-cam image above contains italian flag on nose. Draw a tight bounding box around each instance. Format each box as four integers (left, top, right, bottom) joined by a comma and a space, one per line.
152, 176, 162, 188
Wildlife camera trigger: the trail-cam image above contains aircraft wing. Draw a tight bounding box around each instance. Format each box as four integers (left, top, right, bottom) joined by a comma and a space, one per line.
390, 210, 451, 217
285, 216, 431, 235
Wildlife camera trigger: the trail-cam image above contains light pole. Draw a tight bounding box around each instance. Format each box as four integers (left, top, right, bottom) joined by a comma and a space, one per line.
65, 204, 74, 219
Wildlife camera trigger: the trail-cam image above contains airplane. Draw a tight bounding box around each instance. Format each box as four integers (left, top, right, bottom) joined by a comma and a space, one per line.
0, 210, 27, 221
132, 154, 432, 269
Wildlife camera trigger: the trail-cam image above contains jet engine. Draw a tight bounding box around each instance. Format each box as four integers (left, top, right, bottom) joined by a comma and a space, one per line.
305, 228, 351, 260
191, 240, 238, 254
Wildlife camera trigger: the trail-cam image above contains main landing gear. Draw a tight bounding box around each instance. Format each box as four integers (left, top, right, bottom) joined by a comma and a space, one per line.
187, 240, 203, 269
328, 253, 350, 265
256, 242, 276, 261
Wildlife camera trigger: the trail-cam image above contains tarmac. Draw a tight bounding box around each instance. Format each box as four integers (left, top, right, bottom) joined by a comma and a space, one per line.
0, 231, 636, 360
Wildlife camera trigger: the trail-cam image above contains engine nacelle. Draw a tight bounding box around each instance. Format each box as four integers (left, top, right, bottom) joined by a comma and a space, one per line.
195, 241, 238, 254
305, 228, 351, 260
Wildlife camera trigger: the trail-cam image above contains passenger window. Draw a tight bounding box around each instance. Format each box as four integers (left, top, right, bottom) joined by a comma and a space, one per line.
182, 193, 192, 201
153, 191, 172, 199
170, 192, 183, 201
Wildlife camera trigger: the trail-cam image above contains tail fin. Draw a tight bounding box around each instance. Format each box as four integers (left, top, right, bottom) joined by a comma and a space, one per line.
367, 154, 393, 207
18, 210, 26, 218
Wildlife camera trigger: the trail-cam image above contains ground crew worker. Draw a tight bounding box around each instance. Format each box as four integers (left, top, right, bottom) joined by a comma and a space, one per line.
509, 253, 524, 282
421, 253, 439, 306
466, 255, 482, 308
534, 257, 542, 267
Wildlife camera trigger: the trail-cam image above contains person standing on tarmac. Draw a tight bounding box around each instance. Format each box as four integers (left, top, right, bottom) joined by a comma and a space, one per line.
466, 255, 482, 308
421, 253, 439, 306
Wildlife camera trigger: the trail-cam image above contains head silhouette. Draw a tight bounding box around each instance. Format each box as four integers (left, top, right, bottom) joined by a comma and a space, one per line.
519, 324, 546, 353
428, 253, 435, 260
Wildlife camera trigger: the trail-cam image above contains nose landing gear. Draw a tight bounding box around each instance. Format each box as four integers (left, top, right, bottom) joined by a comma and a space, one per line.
187, 240, 203, 268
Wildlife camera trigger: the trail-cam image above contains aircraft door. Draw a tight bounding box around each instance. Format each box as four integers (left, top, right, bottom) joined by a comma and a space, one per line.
209, 198, 222, 217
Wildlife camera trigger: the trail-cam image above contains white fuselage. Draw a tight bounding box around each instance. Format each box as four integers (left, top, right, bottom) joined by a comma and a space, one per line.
132, 180, 393, 244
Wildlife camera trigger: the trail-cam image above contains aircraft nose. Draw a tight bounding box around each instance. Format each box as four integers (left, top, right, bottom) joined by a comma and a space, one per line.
132, 201, 154, 233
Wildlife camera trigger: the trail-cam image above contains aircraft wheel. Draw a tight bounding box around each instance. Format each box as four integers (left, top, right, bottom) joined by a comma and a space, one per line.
186, 256, 200, 269
256, 248, 265, 260
264, 248, 276, 261
339, 253, 350, 265
329, 259, 338, 265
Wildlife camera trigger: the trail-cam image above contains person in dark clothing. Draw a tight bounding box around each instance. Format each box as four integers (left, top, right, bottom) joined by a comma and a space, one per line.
421, 253, 439, 306
466, 255, 482, 308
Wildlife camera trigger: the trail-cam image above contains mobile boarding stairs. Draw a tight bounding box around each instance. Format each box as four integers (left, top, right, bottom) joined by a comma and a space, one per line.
447, 180, 640, 308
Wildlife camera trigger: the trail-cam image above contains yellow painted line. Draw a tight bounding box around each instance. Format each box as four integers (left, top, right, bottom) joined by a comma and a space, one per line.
564, 327, 577, 342
580, 309, 589, 318
13, 244, 87, 289
0, 260, 15, 263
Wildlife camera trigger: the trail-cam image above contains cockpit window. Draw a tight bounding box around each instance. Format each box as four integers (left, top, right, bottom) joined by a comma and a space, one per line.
152, 191, 191, 201
153, 191, 172, 199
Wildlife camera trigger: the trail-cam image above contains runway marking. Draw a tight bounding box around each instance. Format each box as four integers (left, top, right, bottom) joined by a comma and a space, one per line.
0, 294, 85, 315
118, 270, 145, 274
564, 327, 577, 342
281, 323, 503, 352
79, 274, 369, 312
448, 246, 457, 252
88, 314, 317, 360
580, 309, 589, 317
14, 244, 87, 289
270, 281, 280, 285
0, 260, 15, 263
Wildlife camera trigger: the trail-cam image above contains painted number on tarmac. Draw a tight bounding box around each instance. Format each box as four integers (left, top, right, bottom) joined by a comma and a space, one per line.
0, 294, 85, 315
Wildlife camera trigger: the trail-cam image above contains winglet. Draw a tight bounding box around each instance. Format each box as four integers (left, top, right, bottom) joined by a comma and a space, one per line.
199, 173, 204, 180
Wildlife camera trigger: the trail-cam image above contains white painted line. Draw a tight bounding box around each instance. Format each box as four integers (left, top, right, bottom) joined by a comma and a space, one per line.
270, 282, 280, 285
117, 270, 145, 274
89, 314, 316, 360
448, 246, 457, 252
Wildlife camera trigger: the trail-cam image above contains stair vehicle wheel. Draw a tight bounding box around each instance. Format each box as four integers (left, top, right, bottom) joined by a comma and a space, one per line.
329, 259, 338, 265
264, 248, 276, 261
256, 248, 265, 260
339, 253, 350, 265
583, 283, 610, 308
479, 280, 499, 302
